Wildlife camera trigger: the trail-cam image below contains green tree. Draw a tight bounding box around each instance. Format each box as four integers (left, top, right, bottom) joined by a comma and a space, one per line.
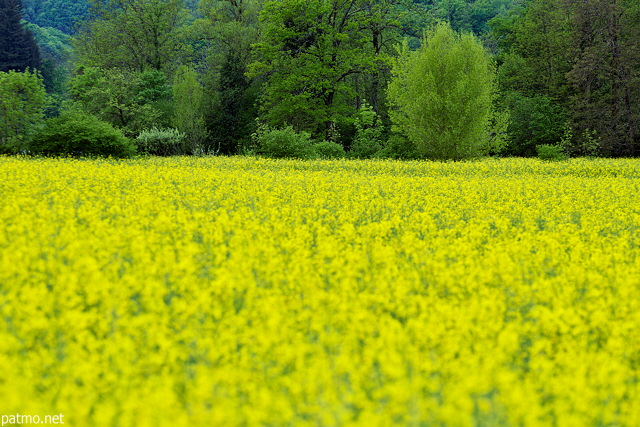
0, 0, 41, 72
429, 0, 520, 35
501, 92, 566, 157
75, 0, 188, 72
190, 0, 261, 154
350, 0, 420, 115
566, 0, 640, 157
0, 69, 47, 153
30, 110, 136, 157
249, 0, 410, 139
69, 66, 170, 136
492, 0, 640, 157
26, 23, 73, 107
172, 65, 208, 153
491, 0, 573, 101
22, 0, 89, 34
350, 103, 385, 158
387, 22, 498, 160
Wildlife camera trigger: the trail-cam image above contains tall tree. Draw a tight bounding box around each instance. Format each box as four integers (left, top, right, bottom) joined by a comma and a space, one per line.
387, 22, 499, 160
190, 0, 262, 153
492, 0, 574, 100
0, 0, 41, 72
69, 66, 171, 136
489, 0, 573, 155
75, 0, 188, 72
567, 0, 640, 157
493, 0, 640, 156
26, 23, 72, 97
353, 0, 418, 116
249, 0, 411, 139
172, 65, 208, 153
0, 69, 46, 153
429, 0, 522, 35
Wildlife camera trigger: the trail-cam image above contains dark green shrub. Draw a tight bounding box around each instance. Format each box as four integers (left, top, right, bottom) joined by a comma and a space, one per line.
253, 124, 316, 159
314, 140, 345, 159
136, 127, 186, 156
374, 134, 419, 159
536, 144, 567, 161
503, 93, 566, 157
350, 138, 383, 159
30, 111, 136, 158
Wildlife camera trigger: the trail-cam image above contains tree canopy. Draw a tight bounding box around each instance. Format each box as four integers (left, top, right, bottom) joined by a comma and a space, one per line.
0, 0, 41, 72
22, 0, 89, 34
387, 22, 498, 159
7, 0, 640, 159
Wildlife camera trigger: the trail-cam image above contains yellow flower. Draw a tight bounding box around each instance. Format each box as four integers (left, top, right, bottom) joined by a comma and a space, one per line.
0, 156, 639, 425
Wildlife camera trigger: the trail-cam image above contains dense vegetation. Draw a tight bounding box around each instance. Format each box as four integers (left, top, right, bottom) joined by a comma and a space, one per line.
2, 156, 640, 425
2, 3, 640, 424
2, 0, 640, 158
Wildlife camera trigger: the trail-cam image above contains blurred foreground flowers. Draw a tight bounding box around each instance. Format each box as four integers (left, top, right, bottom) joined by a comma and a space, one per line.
1, 156, 639, 426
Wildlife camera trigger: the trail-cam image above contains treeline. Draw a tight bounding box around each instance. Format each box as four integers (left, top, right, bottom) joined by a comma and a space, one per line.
2, 0, 640, 159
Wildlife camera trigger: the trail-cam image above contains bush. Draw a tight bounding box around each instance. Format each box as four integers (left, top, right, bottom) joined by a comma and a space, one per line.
536, 144, 567, 161
349, 103, 385, 159
30, 111, 136, 158
502, 93, 566, 157
374, 134, 419, 159
314, 140, 345, 159
253, 124, 316, 159
136, 127, 186, 156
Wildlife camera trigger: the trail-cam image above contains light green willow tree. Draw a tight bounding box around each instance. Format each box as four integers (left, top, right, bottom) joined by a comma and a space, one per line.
172, 65, 208, 154
387, 22, 500, 160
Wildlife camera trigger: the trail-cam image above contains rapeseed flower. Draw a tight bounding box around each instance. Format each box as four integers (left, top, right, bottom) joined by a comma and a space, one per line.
0, 156, 639, 426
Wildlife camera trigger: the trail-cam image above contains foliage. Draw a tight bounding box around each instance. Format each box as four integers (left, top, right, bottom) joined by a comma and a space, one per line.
192, 0, 261, 154
374, 133, 419, 159
252, 123, 317, 159
2, 156, 640, 425
387, 22, 498, 160
22, 0, 89, 34
172, 66, 208, 154
558, 125, 602, 158
491, 0, 573, 101
349, 103, 385, 159
313, 140, 346, 159
535, 144, 566, 161
249, 0, 411, 138
205, 49, 259, 155
501, 92, 566, 157
75, 0, 187, 71
29, 110, 136, 157
493, 0, 640, 157
486, 108, 510, 155
69, 66, 170, 136
0, 0, 41, 72
0, 69, 47, 153
136, 127, 186, 156
565, 0, 640, 157
433, 0, 518, 34
25, 23, 73, 96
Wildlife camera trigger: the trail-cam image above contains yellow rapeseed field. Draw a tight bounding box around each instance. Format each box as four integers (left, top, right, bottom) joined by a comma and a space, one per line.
1, 155, 639, 426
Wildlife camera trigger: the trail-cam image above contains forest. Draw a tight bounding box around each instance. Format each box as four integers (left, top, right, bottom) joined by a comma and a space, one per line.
2, 0, 640, 159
